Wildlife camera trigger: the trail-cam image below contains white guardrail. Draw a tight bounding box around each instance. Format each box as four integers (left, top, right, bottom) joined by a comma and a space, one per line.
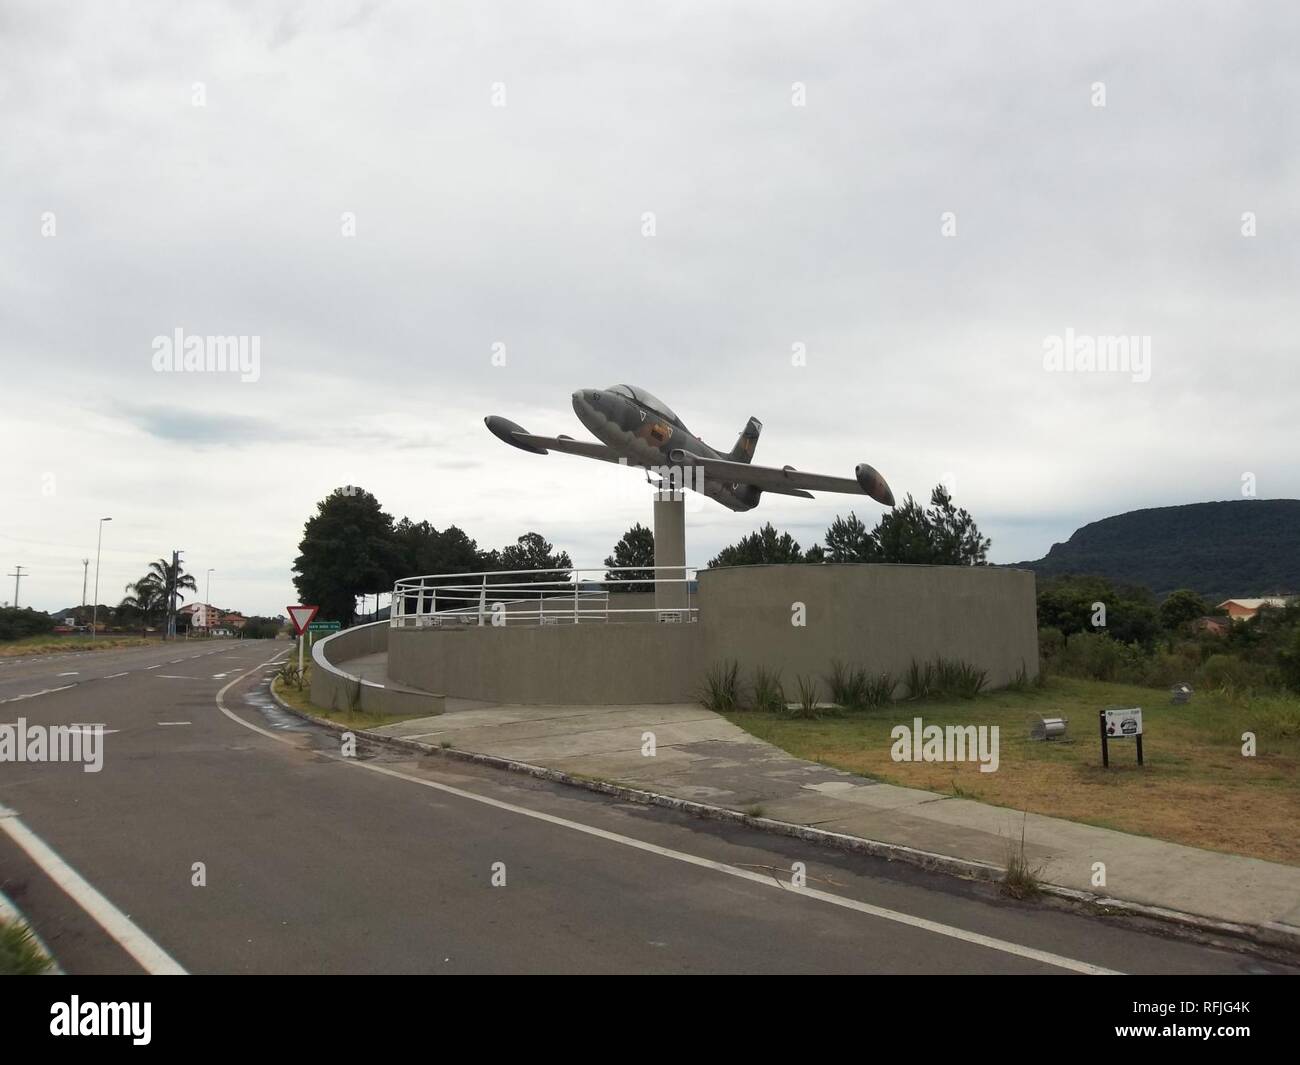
390, 567, 699, 627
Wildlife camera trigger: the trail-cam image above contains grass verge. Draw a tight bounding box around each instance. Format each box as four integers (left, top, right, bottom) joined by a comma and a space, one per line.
271, 662, 431, 731
723, 674, 1300, 865
0, 635, 155, 657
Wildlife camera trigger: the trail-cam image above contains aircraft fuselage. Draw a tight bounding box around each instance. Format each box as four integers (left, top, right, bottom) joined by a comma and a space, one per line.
571, 388, 761, 511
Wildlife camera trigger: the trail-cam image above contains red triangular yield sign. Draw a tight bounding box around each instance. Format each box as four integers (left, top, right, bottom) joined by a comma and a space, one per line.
287, 605, 320, 635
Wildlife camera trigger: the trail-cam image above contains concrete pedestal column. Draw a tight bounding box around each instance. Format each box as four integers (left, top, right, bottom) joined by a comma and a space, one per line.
652, 494, 688, 614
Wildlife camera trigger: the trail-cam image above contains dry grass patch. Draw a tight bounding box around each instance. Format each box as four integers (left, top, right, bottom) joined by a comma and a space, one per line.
724, 675, 1300, 865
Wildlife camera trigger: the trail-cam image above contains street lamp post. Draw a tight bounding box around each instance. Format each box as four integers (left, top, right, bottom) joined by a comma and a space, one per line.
91, 517, 112, 640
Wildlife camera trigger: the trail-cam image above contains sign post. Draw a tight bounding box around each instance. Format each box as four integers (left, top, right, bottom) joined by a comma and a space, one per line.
1100, 706, 1144, 768
287, 605, 320, 677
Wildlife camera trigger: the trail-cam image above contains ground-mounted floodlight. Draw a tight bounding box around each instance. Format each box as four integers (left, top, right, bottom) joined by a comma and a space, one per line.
1029, 716, 1069, 741
1170, 683, 1193, 704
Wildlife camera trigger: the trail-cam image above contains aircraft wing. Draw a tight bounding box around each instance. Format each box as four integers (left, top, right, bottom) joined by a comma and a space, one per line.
484, 417, 623, 464
512, 432, 622, 463
672, 450, 896, 506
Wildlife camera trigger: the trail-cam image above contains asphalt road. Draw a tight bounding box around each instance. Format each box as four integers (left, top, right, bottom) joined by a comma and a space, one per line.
0, 639, 1294, 975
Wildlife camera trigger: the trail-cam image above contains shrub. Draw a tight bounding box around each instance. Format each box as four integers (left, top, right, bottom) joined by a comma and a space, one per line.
0, 919, 51, 975
1037, 626, 1065, 661
1005, 660, 1032, 691
828, 659, 867, 710
932, 658, 987, 698
905, 659, 934, 700
790, 674, 821, 719
1198, 654, 1273, 692
862, 671, 898, 708
1054, 632, 1147, 683
0, 607, 56, 642
699, 660, 741, 712
749, 666, 786, 713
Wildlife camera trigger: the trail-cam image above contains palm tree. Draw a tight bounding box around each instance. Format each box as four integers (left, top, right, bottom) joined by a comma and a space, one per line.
144, 557, 198, 606
119, 558, 198, 635
119, 579, 165, 634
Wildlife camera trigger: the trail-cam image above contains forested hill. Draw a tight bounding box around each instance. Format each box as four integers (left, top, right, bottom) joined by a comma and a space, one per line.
1017, 499, 1300, 600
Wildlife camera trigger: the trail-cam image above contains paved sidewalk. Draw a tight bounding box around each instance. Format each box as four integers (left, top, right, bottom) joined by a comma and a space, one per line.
354, 668, 1300, 940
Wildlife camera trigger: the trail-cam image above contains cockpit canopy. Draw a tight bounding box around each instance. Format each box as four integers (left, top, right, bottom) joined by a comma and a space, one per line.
608, 384, 682, 427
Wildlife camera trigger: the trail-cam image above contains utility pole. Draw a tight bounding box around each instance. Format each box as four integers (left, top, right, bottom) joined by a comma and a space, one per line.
91, 517, 112, 639
206, 568, 214, 639
166, 550, 182, 640
8, 565, 26, 608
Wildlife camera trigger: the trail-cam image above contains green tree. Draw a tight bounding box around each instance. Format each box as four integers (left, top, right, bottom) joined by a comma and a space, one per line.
709, 523, 807, 567
241, 616, 285, 639
823, 511, 877, 562
1159, 588, 1209, 631
869, 486, 990, 565
926, 485, 992, 565
119, 580, 165, 634
293, 488, 402, 626
1036, 574, 1159, 649
604, 523, 656, 593
394, 519, 487, 577
0, 607, 56, 642
493, 532, 573, 584
871, 495, 939, 563
1278, 627, 1300, 693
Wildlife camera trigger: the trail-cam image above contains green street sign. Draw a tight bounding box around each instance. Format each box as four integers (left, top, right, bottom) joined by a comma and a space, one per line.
308, 620, 341, 632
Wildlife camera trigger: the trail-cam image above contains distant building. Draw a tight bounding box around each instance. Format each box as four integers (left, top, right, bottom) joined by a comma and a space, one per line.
1216, 597, 1291, 621
1193, 615, 1232, 636
179, 603, 221, 628
220, 612, 246, 630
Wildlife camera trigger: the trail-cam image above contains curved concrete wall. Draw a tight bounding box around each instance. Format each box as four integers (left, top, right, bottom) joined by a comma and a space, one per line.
699, 563, 1038, 690
390, 622, 701, 704
386, 563, 1038, 704
311, 620, 444, 716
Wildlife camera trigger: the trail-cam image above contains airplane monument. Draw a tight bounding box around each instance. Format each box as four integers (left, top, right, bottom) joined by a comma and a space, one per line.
486, 385, 897, 612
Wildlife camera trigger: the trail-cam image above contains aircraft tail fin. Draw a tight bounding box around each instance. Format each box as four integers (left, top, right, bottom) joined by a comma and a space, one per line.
728, 417, 762, 463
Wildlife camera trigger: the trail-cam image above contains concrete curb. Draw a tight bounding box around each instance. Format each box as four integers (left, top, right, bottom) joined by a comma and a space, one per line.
265, 681, 1300, 960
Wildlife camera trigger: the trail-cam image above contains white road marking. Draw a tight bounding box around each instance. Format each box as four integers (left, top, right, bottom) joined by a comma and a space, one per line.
0, 805, 186, 975
0, 684, 77, 705
212, 673, 227, 679
104, 672, 129, 679
145, 665, 160, 670
157, 721, 191, 727
214, 656, 1121, 976
57, 672, 79, 677
155, 675, 196, 680
168, 659, 183, 664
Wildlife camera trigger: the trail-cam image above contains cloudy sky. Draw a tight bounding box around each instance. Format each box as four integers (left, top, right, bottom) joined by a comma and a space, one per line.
2, 0, 1296, 618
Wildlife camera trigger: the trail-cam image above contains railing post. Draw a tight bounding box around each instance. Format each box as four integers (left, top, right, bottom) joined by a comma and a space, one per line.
478, 574, 487, 626
574, 577, 579, 624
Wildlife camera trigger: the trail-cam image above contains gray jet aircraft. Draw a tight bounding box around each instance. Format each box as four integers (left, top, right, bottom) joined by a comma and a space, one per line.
485, 385, 895, 513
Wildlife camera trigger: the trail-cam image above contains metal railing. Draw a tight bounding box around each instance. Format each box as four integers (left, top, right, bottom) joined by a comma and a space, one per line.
390, 567, 698, 627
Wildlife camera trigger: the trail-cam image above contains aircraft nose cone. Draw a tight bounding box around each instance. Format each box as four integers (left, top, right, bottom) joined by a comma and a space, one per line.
572, 388, 601, 415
